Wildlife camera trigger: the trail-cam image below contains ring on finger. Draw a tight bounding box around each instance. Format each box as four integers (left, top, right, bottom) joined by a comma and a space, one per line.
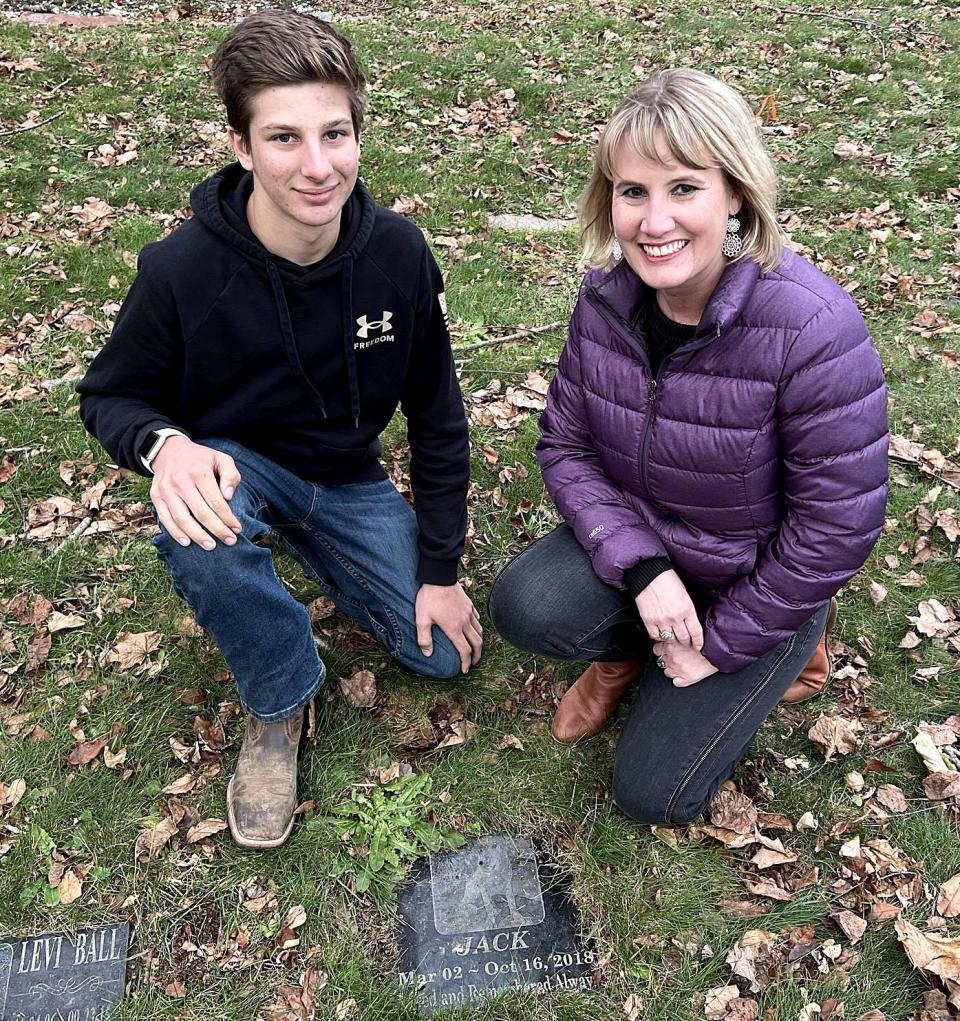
656, 656, 666, 669
658, 627, 675, 642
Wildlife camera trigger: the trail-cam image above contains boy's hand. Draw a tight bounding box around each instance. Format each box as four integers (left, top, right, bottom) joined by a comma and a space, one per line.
415, 583, 483, 673
150, 436, 243, 550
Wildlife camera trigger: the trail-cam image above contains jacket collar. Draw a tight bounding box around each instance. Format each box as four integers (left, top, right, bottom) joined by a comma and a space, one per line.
587, 255, 763, 338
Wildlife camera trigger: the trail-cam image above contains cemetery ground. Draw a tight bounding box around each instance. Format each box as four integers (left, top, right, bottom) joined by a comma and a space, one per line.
1, 0, 959, 1017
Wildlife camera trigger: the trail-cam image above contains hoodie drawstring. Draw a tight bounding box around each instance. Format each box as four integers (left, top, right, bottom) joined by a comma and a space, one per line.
265, 259, 329, 420
341, 257, 361, 429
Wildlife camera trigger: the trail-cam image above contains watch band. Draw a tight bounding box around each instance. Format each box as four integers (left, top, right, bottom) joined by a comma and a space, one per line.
141, 428, 187, 473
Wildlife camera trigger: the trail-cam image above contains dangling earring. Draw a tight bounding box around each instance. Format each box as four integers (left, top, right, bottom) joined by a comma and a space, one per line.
611, 237, 623, 262
721, 215, 742, 257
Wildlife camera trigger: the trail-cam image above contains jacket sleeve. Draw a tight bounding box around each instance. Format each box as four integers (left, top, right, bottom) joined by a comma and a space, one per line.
536, 295, 669, 589
76, 253, 186, 475
401, 246, 470, 586
701, 295, 889, 673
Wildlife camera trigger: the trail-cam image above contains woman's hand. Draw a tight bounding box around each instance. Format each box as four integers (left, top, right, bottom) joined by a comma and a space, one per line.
653, 641, 718, 687
634, 569, 704, 649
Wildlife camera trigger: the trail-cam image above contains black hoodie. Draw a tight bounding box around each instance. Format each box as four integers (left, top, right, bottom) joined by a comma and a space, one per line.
77, 163, 469, 585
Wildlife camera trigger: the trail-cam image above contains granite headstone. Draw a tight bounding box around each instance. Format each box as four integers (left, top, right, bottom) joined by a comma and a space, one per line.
397, 834, 594, 1014
0, 921, 129, 1021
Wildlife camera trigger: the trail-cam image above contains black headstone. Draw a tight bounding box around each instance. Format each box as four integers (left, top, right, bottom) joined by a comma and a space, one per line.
397, 835, 594, 1014
0, 921, 129, 1021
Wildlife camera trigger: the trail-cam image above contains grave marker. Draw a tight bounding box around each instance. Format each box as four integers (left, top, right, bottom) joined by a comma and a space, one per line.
0, 921, 129, 1021
397, 834, 594, 1014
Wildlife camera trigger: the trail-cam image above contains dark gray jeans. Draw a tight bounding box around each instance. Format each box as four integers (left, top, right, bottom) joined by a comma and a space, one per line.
488, 524, 829, 826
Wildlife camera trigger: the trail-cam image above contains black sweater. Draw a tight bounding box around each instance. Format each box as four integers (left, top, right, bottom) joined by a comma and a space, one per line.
77, 163, 469, 585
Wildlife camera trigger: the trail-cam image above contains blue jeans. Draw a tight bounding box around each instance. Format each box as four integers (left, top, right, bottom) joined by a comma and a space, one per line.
488, 524, 829, 825
152, 439, 461, 722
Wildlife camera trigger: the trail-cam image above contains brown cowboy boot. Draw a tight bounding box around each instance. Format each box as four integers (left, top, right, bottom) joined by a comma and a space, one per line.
552, 660, 644, 743
227, 710, 303, 849
781, 598, 839, 704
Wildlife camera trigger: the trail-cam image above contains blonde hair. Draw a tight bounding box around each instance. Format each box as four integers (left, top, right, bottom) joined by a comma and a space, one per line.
580, 69, 783, 273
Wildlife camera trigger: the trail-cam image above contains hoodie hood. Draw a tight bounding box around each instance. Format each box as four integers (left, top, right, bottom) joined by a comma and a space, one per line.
189, 162, 378, 424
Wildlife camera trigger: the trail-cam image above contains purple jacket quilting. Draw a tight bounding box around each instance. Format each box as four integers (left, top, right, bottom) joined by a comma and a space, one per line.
536, 251, 889, 673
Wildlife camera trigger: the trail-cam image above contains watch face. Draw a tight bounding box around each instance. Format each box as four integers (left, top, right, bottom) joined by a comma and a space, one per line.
139, 431, 160, 462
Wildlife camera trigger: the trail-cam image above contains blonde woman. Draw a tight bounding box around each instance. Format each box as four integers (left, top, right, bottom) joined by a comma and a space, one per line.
489, 70, 888, 825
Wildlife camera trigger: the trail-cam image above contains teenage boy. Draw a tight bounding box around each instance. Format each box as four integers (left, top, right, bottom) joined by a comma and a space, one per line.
77, 10, 482, 850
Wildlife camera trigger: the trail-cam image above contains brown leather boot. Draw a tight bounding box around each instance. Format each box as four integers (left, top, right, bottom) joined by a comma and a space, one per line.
781, 598, 839, 704
552, 660, 644, 743
227, 710, 303, 849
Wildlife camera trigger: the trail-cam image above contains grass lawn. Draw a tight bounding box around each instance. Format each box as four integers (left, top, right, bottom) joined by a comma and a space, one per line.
1, 0, 960, 1018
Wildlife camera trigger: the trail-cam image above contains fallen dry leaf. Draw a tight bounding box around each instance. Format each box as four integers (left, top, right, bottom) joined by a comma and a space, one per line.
106, 630, 162, 670
725, 929, 777, 993
25, 633, 53, 673
103, 746, 127, 769
497, 734, 525, 751
868, 582, 888, 605
162, 773, 197, 795
910, 599, 957, 639
936, 508, 960, 543
2, 777, 27, 810
436, 719, 477, 749
833, 910, 868, 943
135, 817, 178, 860
744, 879, 793, 902
924, 772, 960, 801
909, 990, 952, 1020
58, 869, 82, 906
186, 818, 228, 843
937, 874, 960, 918
710, 782, 759, 835
338, 669, 377, 708
164, 979, 186, 998
46, 611, 85, 633
875, 784, 908, 813
276, 903, 308, 949
919, 722, 960, 747
895, 916, 960, 1009
651, 825, 680, 848
705, 985, 740, 1018
750, 840, 798, 869
808, 714, 863, 761
914, 729, 951, 773
67, 738, 107, 766
623, 993, 643, 1020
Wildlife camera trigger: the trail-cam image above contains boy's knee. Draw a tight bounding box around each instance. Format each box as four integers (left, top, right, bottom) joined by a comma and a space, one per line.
415, 634, 462, 679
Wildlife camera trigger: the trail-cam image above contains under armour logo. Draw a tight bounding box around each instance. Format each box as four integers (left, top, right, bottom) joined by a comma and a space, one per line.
356, 311, 394, 339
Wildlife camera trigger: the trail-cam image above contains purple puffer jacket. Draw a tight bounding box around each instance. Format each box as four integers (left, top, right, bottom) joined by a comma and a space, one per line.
536, 250, 889, 673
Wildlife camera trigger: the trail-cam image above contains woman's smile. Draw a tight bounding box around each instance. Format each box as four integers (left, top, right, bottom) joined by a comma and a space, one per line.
611, 133, 741, 323
637, 239, 689, 260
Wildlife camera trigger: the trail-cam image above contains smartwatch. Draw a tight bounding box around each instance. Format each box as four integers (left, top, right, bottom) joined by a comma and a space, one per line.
139, 428, 187, 472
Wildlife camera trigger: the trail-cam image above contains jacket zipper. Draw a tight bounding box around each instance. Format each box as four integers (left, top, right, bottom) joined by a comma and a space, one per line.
638, 372, 660, 497
638, 321, 724, 495
586, 286, 725, 500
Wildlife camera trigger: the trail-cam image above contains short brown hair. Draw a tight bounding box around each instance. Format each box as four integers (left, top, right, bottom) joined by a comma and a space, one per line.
212, 10, 368, 141
581, 69, 783, 273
